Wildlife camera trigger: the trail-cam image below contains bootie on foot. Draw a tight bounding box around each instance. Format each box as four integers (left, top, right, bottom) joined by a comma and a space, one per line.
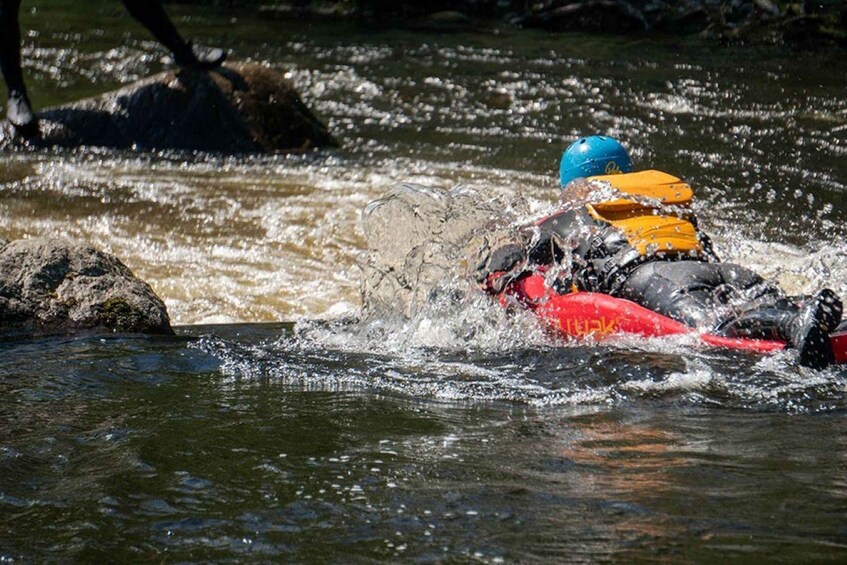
792, 289, 843, 369
7, 91, 39, 138
174, 41, 227, 70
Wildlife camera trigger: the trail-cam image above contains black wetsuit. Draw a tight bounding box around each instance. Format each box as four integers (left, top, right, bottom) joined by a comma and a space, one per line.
472, 179, 842, 367
499, 206, 805, 343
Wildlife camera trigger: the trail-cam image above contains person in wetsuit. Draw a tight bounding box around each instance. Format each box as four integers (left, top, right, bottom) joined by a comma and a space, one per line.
473, 135, 843, 368
1, 0, 227, 136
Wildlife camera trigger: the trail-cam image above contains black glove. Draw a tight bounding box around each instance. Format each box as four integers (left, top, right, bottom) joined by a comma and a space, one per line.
473, 242, 527, 293
488, 243, 525, 273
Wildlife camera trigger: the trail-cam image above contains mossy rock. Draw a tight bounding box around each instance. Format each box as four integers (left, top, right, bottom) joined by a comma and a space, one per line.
100, 298, 148, 333
0, 238, 173, 338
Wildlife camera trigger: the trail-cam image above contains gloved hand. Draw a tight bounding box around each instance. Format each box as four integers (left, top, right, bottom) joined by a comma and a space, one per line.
472, 241, 528, 293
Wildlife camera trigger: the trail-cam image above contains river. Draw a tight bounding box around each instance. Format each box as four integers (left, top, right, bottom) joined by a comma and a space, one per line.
2, 0, 847, 561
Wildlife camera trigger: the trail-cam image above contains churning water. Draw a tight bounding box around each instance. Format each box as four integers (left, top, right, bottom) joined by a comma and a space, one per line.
2, 1, 847, 561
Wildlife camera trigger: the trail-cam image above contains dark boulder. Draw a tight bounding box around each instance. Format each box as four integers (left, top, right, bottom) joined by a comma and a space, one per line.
0, 238, 174, 338
650, 2, 712, 34
0, 62, 337, 154
408, 11, 475, 32
520, 1, 648, 34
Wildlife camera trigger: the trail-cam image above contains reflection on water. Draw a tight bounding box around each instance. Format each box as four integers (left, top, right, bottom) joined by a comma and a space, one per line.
2, 329, 847, 561
2, 1, 847, 561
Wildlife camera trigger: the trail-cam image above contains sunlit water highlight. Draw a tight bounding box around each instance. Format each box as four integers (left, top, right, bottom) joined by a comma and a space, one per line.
2, 2, 847, 561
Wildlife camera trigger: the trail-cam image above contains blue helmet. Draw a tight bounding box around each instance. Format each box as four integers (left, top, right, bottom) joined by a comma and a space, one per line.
559, 136, 633, 187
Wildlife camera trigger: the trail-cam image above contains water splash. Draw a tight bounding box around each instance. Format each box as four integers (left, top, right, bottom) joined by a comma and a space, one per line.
359, 182, 529, 319
190, 178, 847, 411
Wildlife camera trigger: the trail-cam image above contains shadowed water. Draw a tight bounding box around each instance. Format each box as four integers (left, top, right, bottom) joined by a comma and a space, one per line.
2, 328, 847, 561
2, 0, 847, 561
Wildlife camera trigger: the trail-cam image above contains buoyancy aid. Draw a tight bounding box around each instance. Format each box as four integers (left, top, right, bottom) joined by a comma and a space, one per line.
586, 170, 703, 256
532, 170, 715, 294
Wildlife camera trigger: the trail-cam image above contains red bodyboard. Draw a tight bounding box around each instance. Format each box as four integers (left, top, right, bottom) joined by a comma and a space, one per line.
501, 274, 799, 356
831, 330, 847, 364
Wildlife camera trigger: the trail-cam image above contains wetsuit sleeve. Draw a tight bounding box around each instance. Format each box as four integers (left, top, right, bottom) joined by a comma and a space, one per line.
471, 208, 590, 295
481, 243, 527, 293
470, 233, 529, 294
696, 226, 720, 261
526, 231, 566, 265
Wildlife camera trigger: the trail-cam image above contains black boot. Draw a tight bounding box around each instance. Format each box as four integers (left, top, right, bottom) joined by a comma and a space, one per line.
2, 0, 38, 137
717, 290, 843, 369
120, 1, 226, 71
790, 289, 842, 369
6, 89, 38, 137
173, 41, 227, 70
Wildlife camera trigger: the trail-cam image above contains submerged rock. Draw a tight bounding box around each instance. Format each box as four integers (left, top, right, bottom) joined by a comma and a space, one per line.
0, 62, 337, 154
0, 238, 173, 338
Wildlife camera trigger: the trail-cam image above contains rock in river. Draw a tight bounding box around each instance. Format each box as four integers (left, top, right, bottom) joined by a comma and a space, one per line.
520, 0, 648, 34
0, 238, 173, 338
0, 62, 337, 153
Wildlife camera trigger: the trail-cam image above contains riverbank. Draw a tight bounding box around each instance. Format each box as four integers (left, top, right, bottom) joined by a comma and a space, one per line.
249, 0, 847, 47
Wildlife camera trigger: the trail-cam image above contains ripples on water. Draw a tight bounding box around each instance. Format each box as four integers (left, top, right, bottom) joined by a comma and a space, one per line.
194, 315, 847, 413
2, 3, 847, 561
2, 7, 846, 323
3, 329, 847, 561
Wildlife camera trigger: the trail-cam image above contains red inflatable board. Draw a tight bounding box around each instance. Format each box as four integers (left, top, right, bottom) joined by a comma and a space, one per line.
501, 274, 847, 362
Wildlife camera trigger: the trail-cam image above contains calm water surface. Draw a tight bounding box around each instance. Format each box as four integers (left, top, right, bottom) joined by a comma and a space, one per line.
2, 1, 847, 561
